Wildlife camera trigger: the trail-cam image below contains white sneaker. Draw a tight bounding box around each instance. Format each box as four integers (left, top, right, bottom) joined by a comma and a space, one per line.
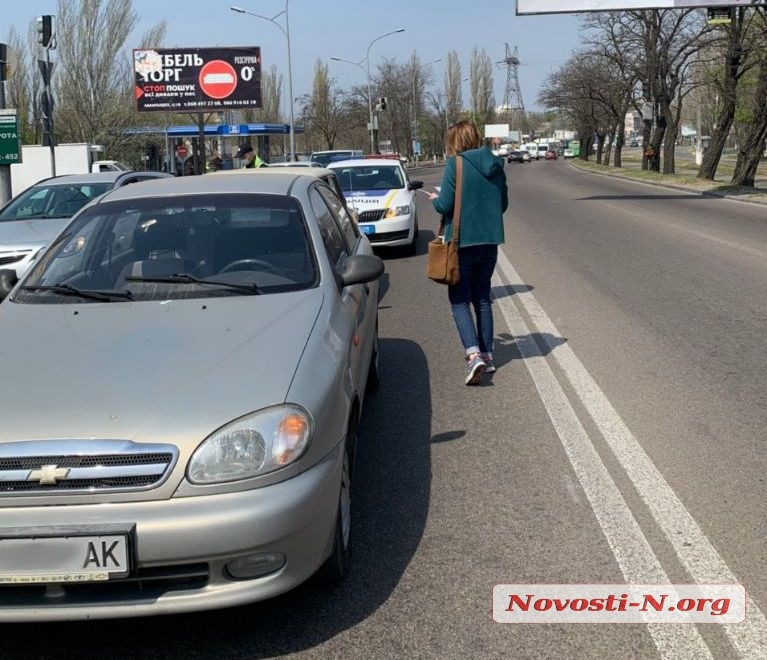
465, 354, 486, 385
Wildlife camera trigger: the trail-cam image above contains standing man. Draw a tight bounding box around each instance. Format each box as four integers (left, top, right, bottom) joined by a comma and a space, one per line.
236, 143, 266, 168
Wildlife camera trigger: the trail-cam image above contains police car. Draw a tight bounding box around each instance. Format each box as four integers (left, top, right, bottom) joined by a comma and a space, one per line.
328, 159, 422, 253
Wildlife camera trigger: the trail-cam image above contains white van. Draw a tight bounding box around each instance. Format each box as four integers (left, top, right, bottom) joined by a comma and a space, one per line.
522, 143, 539, 160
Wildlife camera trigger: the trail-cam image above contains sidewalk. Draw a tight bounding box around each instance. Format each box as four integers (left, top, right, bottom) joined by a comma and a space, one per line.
570, 153, 767, 207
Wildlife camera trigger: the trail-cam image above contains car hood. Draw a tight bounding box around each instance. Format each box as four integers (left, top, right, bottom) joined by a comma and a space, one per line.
0, 218, 70, 247
342, 188, 412, 213
0, 290, 323, 445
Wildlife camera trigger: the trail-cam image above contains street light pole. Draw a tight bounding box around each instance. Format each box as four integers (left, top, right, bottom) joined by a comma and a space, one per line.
332, 28, 404, 155
412, 58, 440, 167
230, 4, 296, 161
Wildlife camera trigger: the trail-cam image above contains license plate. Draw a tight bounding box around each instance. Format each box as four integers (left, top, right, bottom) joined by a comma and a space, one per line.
0, 535, 129, 584
360, 224, 375, 235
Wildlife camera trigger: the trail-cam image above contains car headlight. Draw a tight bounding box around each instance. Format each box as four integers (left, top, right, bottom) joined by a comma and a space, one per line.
384, 205, 410, 219
187, 405, 312, 484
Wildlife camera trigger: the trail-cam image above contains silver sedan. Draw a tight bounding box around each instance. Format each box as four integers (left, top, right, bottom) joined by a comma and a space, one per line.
0, 172, 383, 620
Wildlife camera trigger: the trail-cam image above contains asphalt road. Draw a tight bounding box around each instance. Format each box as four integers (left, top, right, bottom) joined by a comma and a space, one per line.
3, 160, 765, 659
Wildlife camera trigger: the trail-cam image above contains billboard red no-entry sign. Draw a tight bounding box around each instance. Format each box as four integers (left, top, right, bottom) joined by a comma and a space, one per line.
134, 47, 262, 112
176, 145, 188, 159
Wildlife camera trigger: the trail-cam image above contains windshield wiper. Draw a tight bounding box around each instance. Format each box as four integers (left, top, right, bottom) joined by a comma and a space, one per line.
20, 283, 134, 302
125, 273, 261, 295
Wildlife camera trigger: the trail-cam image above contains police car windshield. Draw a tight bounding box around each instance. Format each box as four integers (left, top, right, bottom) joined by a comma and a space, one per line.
334, 166, 404, 192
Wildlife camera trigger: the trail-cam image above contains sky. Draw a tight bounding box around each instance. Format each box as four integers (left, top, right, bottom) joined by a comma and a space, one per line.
4, 1, 582, 112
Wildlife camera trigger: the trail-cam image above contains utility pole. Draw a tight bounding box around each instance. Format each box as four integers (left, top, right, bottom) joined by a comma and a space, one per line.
37, 15, 56, 177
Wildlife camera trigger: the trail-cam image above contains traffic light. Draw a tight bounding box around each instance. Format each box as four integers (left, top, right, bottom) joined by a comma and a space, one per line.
379, 97, 387, 111
36, 15, 53, 48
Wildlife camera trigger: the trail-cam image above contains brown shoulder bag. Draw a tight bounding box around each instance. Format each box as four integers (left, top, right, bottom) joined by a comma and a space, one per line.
426, 155, 463, 285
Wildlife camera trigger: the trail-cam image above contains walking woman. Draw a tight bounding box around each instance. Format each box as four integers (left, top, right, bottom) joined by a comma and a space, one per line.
429, 121, 508, 385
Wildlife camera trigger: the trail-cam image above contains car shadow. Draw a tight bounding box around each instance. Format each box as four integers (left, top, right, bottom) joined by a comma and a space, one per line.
0, 338, 432, 660
491, 283, 534, 300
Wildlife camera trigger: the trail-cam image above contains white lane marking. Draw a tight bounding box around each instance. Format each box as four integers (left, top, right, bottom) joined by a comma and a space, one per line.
491, 271, 712, 659
496, 249, 767, 659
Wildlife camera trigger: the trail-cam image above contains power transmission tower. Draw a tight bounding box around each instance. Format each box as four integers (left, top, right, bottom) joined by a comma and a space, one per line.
499, 44, 526, 137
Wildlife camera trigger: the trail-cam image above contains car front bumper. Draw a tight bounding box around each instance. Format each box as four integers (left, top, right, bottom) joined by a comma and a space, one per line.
359, 214, 414, 247
0, 443, 343, 621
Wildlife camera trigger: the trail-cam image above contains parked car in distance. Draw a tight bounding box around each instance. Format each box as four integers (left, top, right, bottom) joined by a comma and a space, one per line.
310, 149, 364, 167
545, 149, 558, 161
629, 139, 639, 147
0, 171, 173, 277
506, 150, 528, 164
0, 171, 384, 621
329, 158, 422, 254
563, 148, 575, 158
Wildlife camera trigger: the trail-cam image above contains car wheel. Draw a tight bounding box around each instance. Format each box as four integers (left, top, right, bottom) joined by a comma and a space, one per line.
366, 321, 380, 392
320, 438, 353, 582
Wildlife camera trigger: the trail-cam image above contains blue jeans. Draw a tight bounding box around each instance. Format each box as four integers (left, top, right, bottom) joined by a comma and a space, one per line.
448, 244, 498, 356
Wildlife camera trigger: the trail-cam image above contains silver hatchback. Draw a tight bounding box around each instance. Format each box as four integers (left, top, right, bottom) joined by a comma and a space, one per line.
0, 172, 383, 620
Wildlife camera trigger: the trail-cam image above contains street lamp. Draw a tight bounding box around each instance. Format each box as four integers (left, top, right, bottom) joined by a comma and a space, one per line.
332, 28, 405, 154
230, 4, 296, 162
412, 58, 441, 166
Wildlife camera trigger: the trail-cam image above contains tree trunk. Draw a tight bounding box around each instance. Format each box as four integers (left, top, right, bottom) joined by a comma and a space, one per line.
698, 11, 743, 180
602, 127, 615, 166
647, 103, 666, 172
662, 108, 678, 175
641, 118, 652, 170
732, 55, 767, 187
595, 133, 606, 164
614, 119, 625, 168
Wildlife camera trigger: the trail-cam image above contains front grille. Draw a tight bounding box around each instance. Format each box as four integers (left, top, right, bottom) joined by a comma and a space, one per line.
368, 229, 410, 243
0, 564, 210, 605
0, 441, 178, 495
359, 209, 386, 223
0, 253, 28, 266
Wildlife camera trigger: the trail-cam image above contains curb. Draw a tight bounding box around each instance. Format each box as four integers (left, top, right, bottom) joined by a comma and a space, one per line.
568, 162, 767, 208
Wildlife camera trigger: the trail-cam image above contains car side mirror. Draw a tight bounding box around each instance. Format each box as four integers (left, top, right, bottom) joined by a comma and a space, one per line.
339, 254, 384, 287
409, 180, 424, 190
0, 269, 19, 302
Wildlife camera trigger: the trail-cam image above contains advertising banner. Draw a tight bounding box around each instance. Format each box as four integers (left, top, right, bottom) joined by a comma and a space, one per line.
517, 0, 757, 14
0, 110, 21, 165
134, 47, 262, 112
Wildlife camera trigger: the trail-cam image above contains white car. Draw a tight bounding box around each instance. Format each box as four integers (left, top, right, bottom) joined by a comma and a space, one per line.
329, 159, 422, 254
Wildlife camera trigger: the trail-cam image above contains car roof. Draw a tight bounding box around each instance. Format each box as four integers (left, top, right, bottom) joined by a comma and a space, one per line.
327, 159, 402, 168
210, 167, 338, 180
34, 172, 135, 186
95, 170, 319, 203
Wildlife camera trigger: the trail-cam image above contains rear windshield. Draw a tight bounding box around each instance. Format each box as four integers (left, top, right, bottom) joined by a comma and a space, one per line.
17, 194, 318, 303
0, 182, 112, 221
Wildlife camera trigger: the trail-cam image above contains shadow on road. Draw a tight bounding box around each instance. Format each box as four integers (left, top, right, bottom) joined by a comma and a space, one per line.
491, 283, 534, 300
0, 338, 433, 660
492, 332, 568, 372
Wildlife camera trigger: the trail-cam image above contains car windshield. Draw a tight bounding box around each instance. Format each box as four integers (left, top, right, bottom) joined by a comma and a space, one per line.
333, 165, 405, 192
16, 193, 317, 304
0, 182, 113, 221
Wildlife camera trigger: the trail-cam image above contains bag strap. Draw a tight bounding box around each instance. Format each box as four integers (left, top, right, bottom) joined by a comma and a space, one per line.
453, 156, 463, 244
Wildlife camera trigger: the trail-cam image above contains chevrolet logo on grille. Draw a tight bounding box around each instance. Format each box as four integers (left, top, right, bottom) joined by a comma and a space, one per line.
27, 464, 71, 485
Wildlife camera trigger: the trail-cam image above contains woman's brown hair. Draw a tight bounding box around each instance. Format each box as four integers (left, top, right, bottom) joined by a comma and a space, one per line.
446, 120, 482, 156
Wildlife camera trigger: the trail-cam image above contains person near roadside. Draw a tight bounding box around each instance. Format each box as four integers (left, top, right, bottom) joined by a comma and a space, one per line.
429, 121, 508, 385
236, 143, 266, 169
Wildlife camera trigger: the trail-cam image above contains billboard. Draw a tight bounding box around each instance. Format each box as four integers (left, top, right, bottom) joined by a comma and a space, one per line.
134, 47, 262, 112
517, 1, 757, 14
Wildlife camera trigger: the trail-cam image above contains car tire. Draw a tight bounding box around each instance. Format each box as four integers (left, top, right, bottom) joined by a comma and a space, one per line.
320, 437, 353, 582
366, 322, 380, 393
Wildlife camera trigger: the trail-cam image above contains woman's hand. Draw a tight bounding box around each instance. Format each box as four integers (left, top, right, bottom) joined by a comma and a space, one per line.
428, 192, 439, 200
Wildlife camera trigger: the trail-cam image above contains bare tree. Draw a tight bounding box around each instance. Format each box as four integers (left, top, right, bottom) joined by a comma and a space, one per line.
731, 7, 767, 186
469, 47, 495, 127
52, 0, 139, 147
301, 59, 344, 149
697, 8, 762, 179
444, 50, 462, 127
4, 26, 35, 144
